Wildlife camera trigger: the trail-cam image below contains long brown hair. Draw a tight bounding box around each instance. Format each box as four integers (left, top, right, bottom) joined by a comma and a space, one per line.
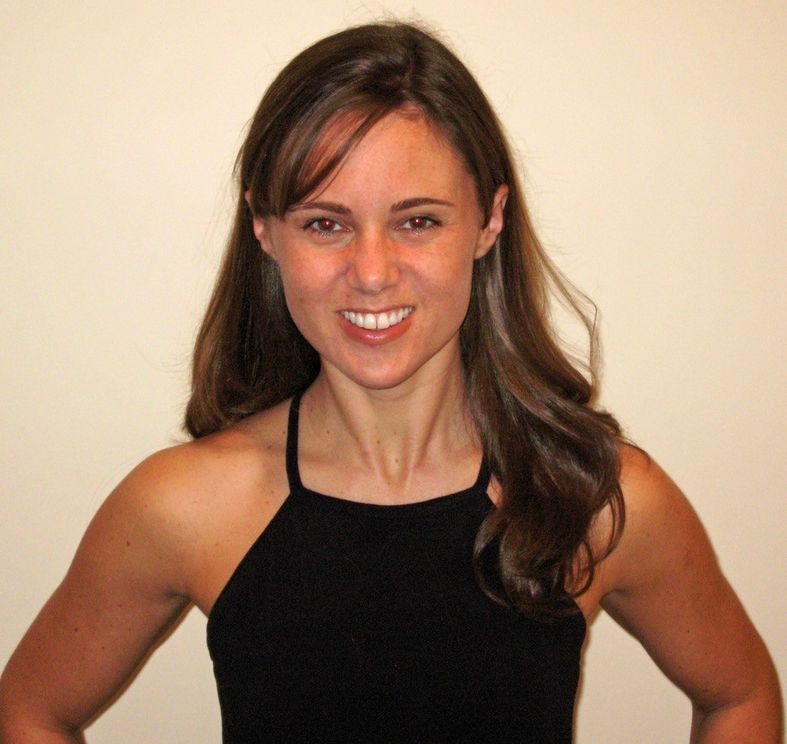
186, 22, 624, 616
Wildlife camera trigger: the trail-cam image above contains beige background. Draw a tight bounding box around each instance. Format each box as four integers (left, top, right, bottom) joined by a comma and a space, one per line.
1, 2, 784, 741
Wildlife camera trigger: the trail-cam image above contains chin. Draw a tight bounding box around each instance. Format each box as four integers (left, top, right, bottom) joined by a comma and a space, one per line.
317, 355, 417, 392
343, 369, 415, 392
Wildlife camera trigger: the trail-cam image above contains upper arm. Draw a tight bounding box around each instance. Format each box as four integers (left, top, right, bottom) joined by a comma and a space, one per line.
0, 448, 196, 734
600, 446, 779, 720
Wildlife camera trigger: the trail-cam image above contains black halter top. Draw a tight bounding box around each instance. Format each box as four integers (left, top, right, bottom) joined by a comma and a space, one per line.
207, 391, 585, 743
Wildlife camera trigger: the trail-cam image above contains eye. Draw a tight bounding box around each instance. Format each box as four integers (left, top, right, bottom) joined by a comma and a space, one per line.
303, 217, 345, 237
400, 215, 439, 233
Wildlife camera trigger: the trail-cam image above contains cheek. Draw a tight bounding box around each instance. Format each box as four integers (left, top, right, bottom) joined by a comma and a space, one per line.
275, 255, 342, 345
423, 251, 476, 302
279, 277, 321, 328
278, 253, 332, 303
278, 279, 328, 353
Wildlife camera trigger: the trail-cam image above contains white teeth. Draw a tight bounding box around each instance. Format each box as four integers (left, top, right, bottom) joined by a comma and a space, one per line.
341, 307, 413, 330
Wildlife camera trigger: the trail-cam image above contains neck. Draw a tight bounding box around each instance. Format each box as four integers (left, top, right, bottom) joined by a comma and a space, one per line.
300, 360, 477, 487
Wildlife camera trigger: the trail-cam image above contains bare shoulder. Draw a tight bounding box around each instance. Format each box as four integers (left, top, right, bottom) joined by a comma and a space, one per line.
126, 400, 289, 498
601, 442, 706, 595
103, 400, 292, 601
586, 443, 702, 602
118, 407, 286, 520
575, 443, 685, 616
616, 440, 678, 507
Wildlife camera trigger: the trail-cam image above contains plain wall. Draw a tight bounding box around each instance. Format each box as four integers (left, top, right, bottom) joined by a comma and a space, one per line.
1, 2, 784, 741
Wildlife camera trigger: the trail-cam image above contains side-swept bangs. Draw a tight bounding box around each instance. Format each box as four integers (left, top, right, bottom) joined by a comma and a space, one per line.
245, 102, 393, 218
239, 22, 509, 223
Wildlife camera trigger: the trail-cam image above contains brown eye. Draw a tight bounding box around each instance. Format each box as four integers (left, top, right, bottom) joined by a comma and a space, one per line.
304, 217, 343, 236
402, 216, 437, 232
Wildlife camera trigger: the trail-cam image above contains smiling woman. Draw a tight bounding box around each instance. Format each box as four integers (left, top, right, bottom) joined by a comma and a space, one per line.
0, 19, 781, 744
251, 111, 506, 390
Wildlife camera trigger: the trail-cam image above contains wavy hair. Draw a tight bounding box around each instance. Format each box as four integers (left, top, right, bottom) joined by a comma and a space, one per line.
185, 21, 624, 616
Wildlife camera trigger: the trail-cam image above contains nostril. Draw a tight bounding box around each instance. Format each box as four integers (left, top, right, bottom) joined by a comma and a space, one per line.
347, 241, 399, 291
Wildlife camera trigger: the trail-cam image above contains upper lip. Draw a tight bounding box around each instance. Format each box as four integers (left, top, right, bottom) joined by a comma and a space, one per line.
338, 305, 414, 313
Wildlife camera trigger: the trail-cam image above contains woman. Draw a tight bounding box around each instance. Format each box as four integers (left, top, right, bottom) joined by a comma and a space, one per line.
0, 21, 780, 743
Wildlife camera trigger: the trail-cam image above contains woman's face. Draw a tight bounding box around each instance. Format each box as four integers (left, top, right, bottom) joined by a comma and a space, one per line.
252, 109, 507, 393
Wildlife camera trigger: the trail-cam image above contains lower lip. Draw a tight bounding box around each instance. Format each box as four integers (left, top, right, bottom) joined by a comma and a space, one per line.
339, 311, 413, 346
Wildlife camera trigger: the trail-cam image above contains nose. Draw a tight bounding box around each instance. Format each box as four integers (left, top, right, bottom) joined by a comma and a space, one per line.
346, 229, 400, 293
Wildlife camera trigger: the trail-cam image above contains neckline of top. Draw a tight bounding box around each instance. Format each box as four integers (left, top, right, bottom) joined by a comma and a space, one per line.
285, 389, 492, 517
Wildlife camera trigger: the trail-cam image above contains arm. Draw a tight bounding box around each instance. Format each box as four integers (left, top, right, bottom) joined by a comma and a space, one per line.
599, 447, 782, 743
0, 450, 194, 742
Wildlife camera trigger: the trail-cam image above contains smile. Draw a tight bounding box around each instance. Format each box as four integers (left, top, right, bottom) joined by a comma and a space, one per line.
340, 307, 414, 331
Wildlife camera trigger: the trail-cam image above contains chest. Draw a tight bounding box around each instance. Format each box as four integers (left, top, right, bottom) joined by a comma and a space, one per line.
206, 491, 585, 743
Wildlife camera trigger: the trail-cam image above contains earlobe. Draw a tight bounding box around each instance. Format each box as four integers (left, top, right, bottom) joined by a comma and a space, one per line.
244, 190, 273, 256
252, 216, 267, 246
475, 184, 509, 259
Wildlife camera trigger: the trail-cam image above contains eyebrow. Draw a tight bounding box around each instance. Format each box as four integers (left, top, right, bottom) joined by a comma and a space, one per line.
290, 197, 455, 214
290, 201, 351, 215
390, 197, 455, 211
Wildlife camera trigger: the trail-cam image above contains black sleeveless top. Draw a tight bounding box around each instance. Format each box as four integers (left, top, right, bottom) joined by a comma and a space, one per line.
207, 392, 585, 743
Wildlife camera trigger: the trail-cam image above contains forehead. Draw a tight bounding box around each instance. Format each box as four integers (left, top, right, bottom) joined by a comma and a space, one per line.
302, 109, 476, 205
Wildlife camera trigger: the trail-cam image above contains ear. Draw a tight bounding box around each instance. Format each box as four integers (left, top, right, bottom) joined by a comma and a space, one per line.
244, 190, 275, 257
475, 184, 509, 259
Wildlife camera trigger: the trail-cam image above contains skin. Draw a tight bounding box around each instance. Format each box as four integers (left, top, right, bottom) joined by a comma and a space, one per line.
0, 110, 781, 742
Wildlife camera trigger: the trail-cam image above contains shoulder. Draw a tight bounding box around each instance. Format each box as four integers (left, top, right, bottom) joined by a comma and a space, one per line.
130, 398, 289, 500
612, 443, 705, 585
123, 411, 284, 509
91, 400, 291, 598
596, 442, 706, 596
